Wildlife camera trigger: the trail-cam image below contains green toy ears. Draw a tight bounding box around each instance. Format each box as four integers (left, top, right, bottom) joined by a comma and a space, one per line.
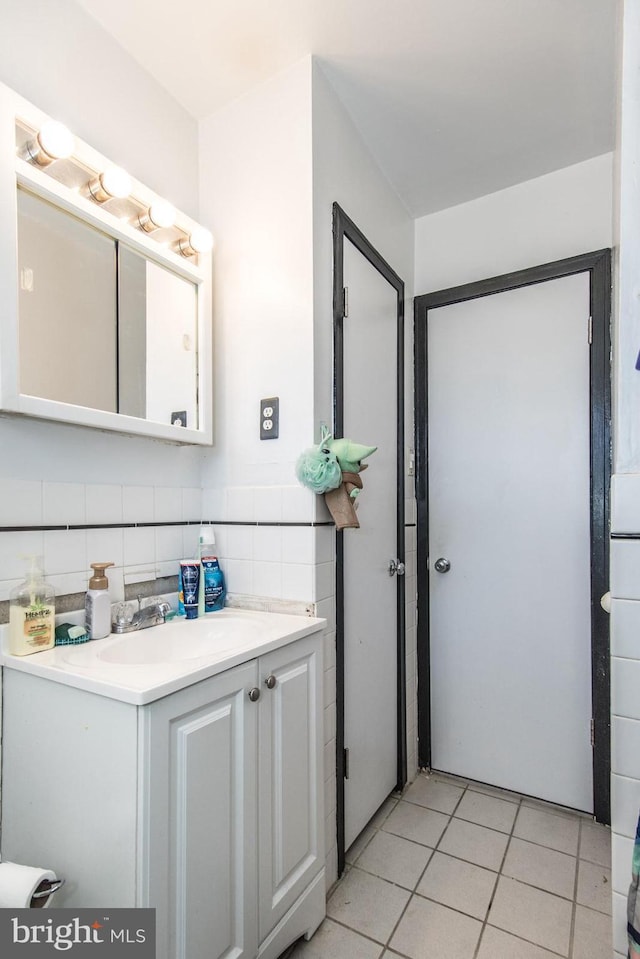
326, 437, 377, 474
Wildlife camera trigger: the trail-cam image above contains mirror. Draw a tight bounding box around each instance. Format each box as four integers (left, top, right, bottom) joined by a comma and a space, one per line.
0, 82, 212, 444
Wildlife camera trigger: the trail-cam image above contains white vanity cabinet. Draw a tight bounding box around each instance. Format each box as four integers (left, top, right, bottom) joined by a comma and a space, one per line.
1, 630, 325, 959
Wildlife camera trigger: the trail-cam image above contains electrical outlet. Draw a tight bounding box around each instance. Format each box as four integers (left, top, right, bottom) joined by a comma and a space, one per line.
260, 397, 279, 440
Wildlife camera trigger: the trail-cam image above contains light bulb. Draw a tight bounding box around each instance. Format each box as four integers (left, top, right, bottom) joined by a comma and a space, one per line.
138, 199, 176, 232
88, 166, 132, 203
24, 120, 74, 166
177, 226, 214, 257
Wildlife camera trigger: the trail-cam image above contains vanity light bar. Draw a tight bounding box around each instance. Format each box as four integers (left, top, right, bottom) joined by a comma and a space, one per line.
19, 118, 213, 257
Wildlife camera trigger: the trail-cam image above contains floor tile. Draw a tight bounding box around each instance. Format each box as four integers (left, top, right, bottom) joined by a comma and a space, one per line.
576, 858, 612, 914
289, 918, 383, 959
466, 779, 521, 803
327, 867, 410, 943
370, 796, 399, 829
382, 800, 449, 848
513, 805, 580, 855
389, 895, 482, 959
476, 925, 562, 958
502, 836, 577, 899
346, 822, 376, 864
580, 819, 612, 867
416, 851, 497, 920
521, 795, 588, 820
357, 830, 432, 890
571, 904, 614, 959
438, 817, 509, 871
454, 790, 518, 833
431, 770, 469, 788
402, 775, 464, 814
488, 876, 573, 955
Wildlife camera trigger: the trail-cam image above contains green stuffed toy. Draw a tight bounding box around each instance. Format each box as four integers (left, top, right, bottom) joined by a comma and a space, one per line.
296, 428, 377, 530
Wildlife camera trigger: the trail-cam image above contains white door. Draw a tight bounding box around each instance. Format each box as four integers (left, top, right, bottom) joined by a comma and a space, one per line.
428, 273, 593, 812
343, 238, 400, 848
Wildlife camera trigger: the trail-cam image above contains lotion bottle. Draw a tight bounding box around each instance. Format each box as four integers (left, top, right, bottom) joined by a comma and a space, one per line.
85, 562, 115, 640
9, 556, 55, 656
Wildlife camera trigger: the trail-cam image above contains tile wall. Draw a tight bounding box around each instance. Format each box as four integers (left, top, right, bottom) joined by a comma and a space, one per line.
0, 475, 419, 894
609, 474, 640, 958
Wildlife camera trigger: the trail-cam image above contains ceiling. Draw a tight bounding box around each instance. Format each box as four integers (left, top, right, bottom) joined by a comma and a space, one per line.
75, 0, 619, 217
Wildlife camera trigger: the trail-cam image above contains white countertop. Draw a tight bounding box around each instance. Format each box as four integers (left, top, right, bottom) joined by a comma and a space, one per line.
0, 608, 326, 705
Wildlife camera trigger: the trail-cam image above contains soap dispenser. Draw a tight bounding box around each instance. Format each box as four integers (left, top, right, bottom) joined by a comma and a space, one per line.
9, 555, 56, 656
85, 562, 115, 640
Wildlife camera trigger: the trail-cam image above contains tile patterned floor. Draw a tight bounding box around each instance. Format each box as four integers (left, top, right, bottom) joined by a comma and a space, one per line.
290, 771, 612, 959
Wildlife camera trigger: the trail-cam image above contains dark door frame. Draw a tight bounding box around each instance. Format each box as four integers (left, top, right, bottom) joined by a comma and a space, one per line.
414, 249, 612, 824
333, 202, 407, 875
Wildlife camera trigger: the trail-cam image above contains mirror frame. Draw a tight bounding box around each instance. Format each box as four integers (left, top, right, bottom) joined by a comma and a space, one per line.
0, 82, 213, 445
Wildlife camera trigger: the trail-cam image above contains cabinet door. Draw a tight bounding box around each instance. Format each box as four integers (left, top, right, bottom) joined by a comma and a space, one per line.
258, 634, 324, 940
142, 661, 259, 959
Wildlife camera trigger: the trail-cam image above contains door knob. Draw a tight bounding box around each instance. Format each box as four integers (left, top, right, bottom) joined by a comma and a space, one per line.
434, 557, 451, 573
389, 559, 406, 577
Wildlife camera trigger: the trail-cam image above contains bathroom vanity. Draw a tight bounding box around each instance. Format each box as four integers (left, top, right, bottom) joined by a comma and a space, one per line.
0, 609, 326, 959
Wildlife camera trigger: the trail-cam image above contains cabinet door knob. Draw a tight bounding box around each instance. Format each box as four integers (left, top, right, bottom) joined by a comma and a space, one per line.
248, 687, 261, 702
265, 675, 277, 690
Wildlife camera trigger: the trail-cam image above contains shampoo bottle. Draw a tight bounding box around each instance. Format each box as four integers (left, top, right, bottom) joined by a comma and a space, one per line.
9, 556, 56, 656
203, 556, 226, 612
85, 562, 115, 640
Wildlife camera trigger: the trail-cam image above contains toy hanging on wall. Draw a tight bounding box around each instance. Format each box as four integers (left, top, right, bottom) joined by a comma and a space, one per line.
295, 427, 377, 530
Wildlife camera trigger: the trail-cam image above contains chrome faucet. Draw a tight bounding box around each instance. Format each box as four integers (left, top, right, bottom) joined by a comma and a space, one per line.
112, 598, 172, 634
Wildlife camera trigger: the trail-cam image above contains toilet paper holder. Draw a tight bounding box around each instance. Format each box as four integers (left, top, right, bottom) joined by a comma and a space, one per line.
31, 878, 65, 903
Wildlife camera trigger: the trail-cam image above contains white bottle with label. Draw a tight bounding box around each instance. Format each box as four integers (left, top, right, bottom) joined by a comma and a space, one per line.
9, 556, 56, 656
85, 562, 115, 640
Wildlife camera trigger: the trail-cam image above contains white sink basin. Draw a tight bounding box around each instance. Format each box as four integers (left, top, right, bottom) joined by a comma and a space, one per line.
62, 611, 263, 667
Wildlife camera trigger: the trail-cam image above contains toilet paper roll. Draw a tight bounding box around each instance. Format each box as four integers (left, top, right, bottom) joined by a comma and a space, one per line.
0, 862, 58, 908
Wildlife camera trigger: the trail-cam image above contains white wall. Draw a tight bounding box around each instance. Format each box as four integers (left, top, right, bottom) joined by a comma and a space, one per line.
415, 154, 613, 293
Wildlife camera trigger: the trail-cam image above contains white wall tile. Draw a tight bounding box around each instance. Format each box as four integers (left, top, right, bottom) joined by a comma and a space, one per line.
612, 474, 640, 533
43, 482, 86, 526
612, 774, 640, 839
44, 530, 87, 575
323, 630, 336, 671
281, 485, 316, 523
252, 561, 282, 599
123, 486, 154, 524
124, 527, 155, 567
0, 531, 45, 579
107, 567, 125, 604
254, 487, 283, 522
202, 487, 226, 520
612, 831, 635, 894
611, 539, 640, 600
182, 525, 200, 561
611, 599, 640, 660
224, 559, 253, 594
281, 563, 314, 602
612, 716, 640, 779
315, 597, 336, 632
0, 578, 21, 601
225, 526, 254, 561
315, 526, 335, 564
323, 665, 336, 707
613, 657, 640, 720
282, 526, 315, 564
0, 478, 42, 527
613, 891, 628, 956
155, 526, 184, 563
48, 571, 89, 598
253, 526, 283, 563
181, 487, 202, 522
154, 487, 180, 523
86, 528, 124, 569
85, 484, 123, 525
315, 561, 335, 602
227, 487, 255, 522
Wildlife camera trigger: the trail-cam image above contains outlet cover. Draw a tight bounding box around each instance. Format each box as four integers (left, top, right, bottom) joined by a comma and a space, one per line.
260, 397, 279, 440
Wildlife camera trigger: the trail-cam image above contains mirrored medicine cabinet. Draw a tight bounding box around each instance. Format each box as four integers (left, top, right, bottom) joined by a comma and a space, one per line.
0, 83, 213, 444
